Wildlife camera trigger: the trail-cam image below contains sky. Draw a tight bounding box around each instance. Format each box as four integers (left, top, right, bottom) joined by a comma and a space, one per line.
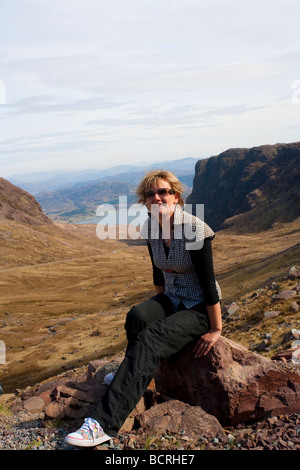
1, 0, 300, 178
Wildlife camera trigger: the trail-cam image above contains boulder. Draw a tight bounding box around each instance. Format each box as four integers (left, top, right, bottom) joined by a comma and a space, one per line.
136, 399, 226, 440
44, 380, 108, 421
155, 336, 300, 426
23, 396, 45, 414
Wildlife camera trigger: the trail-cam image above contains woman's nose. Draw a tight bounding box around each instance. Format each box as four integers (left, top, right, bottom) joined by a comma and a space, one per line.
152, 192, 162, 202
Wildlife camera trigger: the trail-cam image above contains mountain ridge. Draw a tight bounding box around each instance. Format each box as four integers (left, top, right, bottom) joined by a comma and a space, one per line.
186, 142, 300, 232
0, 177, 52, 227
8, 157, 198, 195
0, 178, 121, 269
35, 180, 137, 222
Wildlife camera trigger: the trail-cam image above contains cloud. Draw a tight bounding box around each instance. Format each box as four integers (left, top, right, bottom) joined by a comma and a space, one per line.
2, 94, 130, 117
1, 0, 300, 177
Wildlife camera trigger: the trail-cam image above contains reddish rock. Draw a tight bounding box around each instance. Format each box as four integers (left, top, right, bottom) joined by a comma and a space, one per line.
119, 386, 156, 433
136, 399, 225, 440
44, 401, 66, 419
86, 359, 109, 381
272, 290, 297, 300
155, 336, 300, 426
44, 381, 107, 420
30, 336, 300, 434
44, 364, 156, 431
23, 396, 45, 414
37, 389, 53, 406
11, 398, 24, 414
90, 358, 122, 384
263, 310, 281, 319
271, 349, 294, 362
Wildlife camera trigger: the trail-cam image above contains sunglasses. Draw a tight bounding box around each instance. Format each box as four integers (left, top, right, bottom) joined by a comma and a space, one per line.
145, 188, 175, 198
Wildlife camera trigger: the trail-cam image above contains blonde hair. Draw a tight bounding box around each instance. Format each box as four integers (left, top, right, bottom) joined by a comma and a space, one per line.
136, 169, 184, 206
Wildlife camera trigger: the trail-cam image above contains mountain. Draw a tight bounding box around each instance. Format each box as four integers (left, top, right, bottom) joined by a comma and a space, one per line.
8, 157, 198, 195
0, 178, 113, 269
7, 165, 143, 195
34, 159, 196, 222
35, 180, 137, 221
0, 177, 52, 227
186, 142, 300, 232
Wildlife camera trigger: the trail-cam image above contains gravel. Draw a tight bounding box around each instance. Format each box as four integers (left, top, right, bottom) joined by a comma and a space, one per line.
1, 409, 300, 451
0, 411, 70, 450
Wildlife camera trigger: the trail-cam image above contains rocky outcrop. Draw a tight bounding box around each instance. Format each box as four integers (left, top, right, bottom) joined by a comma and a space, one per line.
10, 336, 300, 436
155, 336, 300, 426
186, 142, 300, 231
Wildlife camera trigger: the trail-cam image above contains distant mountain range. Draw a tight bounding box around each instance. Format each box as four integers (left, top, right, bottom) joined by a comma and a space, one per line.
8, 157, 197, 222
35, 180, 138, 221
9, 157, 199, 195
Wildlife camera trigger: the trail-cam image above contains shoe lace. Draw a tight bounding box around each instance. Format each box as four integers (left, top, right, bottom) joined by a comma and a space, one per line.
81, 418, 100, 438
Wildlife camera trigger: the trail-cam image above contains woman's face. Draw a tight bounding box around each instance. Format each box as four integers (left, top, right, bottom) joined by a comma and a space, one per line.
145, 178, 179, 220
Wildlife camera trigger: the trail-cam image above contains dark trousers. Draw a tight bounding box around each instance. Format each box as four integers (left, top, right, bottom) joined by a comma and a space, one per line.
92, 293, 210, 436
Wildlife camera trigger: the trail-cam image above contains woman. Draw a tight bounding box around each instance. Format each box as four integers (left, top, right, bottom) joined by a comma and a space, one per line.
65, 170, 222, 447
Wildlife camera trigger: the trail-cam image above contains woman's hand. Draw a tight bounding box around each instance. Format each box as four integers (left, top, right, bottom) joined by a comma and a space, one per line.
193, 329, 221, 358
193, 302, 222, 358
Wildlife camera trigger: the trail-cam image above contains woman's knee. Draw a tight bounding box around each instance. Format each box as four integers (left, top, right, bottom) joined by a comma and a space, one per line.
126, 299, 166, 329
125, 304, 148, 335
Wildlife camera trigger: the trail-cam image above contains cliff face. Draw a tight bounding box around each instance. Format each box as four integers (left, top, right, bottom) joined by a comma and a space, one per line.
186, 142, 300, 231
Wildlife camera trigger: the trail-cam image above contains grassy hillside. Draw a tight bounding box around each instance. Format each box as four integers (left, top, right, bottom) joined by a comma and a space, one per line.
0, 175, 299, 393
1, 218, 299, 392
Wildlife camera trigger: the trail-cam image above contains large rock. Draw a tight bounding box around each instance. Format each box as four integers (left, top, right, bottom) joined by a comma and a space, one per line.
136, 399, 226, 440
22, 396, 45, 414
155, 336, 300, 426
44, 380, 111, 421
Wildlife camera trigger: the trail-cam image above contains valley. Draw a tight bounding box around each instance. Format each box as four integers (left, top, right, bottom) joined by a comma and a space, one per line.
0, 218, 299, 393
0, 143, 299, 394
